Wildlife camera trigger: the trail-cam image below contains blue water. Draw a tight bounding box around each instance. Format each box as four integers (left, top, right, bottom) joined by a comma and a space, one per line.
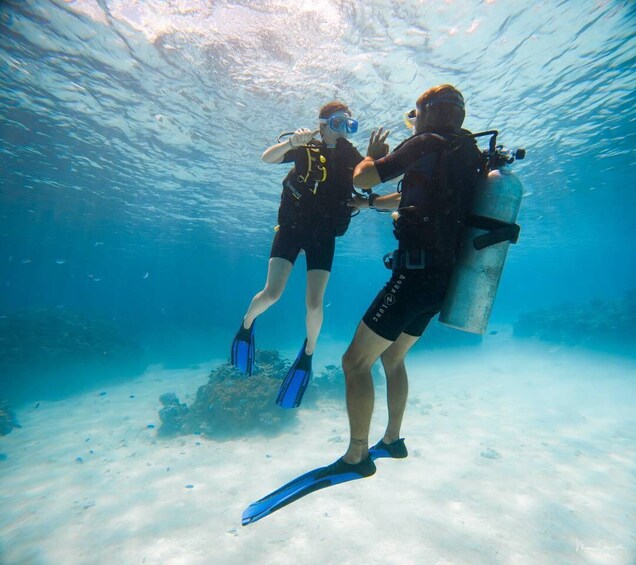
1, 0, 635, 389
0, 0, 634, 384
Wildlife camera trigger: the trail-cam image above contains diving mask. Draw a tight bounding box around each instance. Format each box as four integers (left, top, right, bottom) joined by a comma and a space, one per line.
404, 109, 417, 129
319, 115, 359, 134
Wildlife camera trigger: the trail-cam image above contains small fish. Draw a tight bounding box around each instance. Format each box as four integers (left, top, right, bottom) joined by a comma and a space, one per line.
489, 330, 498, 335
143, 272, 149, 279
56, 259, 66, 265
94, 242, 104, 247
34, 402, 40, 409
21, 259, 32, 264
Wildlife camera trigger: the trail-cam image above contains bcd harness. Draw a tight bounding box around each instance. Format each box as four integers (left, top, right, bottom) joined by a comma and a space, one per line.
281, 144, 329, 210
280, 139, 361, 237
383, 130, 523, 271
296, 146, 327, 193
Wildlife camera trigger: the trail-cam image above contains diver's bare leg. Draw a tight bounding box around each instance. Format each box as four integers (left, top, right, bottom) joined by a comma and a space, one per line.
341, 321, 393, 464
304, 269, 330, 355
243, 257, 293, 328
380, 332, 419, 443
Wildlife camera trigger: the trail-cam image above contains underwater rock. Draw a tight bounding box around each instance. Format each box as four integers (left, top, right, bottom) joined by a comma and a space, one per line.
514, 289, 636, 350
158, 350, 297, 439
0, 402, 20, 436
157, 393, 189, 437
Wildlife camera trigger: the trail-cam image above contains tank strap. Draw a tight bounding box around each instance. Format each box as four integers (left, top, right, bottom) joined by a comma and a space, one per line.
383, 249, 432, 270
466, 215, 520, 250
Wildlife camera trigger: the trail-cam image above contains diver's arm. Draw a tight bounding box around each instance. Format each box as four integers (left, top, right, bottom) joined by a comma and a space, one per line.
261, 128, 318, 164
349, 191, 400, 211
371, 192, 401, 210
261, 140, 293, 164
353, 157, 382, 190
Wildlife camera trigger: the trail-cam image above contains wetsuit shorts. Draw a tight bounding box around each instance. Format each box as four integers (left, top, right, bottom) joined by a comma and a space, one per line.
270, 226, 336, 272
362, 269, 451, 342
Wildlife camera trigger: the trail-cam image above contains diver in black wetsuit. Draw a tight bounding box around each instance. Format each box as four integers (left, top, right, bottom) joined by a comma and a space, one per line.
337, 84, 484, 467
231, 101, 389, 399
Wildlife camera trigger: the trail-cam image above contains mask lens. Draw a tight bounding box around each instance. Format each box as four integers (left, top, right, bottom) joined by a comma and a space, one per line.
329, 117, 345, 131
404, 110, 417, 129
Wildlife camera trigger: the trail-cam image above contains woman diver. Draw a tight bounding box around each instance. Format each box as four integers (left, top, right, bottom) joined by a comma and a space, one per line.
231, 101, 389, 408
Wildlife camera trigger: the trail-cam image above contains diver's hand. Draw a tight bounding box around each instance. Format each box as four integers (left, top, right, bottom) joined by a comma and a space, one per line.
366, 127, 390, 159
290, 128, 318, 148
347, 194, 370, 210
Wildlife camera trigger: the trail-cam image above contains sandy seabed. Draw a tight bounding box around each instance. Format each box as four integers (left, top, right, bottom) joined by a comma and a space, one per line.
1, 337, 635, 565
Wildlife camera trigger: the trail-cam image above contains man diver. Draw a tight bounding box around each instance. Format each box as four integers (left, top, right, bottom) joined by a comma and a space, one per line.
340, 84, 483, 468
231, 102, 389, 409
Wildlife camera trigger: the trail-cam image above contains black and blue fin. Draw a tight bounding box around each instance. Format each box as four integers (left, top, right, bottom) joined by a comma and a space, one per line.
241, 456, 376, 526
369, 438, 408, 460
230, 321, 255, 375
276, 339, 312, 408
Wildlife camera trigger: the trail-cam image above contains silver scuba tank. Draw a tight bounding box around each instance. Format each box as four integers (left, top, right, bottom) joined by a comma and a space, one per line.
439, 137, 524, 334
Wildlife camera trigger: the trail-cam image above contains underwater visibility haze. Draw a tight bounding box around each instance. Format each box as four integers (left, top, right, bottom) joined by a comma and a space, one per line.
0, 0, 635, 563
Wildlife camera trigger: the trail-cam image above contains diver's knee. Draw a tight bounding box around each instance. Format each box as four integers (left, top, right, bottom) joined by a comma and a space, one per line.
261, 286, 283, 304
342, 346, 369, 377
305, 298, 323, 314
380, 351, 405, 373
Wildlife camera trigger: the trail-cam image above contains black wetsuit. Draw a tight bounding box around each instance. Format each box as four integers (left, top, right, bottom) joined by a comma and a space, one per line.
362, 128, 482, 341
270, 137, 364, 271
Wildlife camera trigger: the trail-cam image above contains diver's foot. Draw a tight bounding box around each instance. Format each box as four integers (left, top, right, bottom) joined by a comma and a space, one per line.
369, 438, 408, 460
316, 455, 376, 480
230, 320, 255, 375
238, 321, 252, 337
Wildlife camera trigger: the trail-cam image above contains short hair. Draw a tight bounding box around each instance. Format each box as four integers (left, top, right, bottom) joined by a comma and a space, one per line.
416, 84, 465, 128
319, 101, 351, 119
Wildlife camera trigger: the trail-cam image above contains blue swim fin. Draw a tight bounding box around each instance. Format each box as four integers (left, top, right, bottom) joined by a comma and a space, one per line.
276, 339, 312, 408
241, 455, 376, 526
230, 321, 255, 375
369, 438, 408, 460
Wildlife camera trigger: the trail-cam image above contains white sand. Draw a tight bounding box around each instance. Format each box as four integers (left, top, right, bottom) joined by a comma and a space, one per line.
1, 338, 635, 565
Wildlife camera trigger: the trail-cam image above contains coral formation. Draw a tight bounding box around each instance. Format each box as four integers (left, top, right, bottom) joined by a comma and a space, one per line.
514, 290, 636, 350
157, 350, 394, 439
157, 393, 189, 437
159, 350, 297, 438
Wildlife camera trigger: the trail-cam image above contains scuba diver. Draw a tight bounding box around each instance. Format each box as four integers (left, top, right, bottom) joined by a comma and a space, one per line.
334, 84, 485, 475
230, 101, 390, 409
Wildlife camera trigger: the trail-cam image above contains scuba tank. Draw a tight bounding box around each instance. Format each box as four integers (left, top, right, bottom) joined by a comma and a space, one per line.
439, 131, 525, 334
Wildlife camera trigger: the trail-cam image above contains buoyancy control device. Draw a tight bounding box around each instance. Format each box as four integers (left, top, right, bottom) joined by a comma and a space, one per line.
439, 131, 525, 334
